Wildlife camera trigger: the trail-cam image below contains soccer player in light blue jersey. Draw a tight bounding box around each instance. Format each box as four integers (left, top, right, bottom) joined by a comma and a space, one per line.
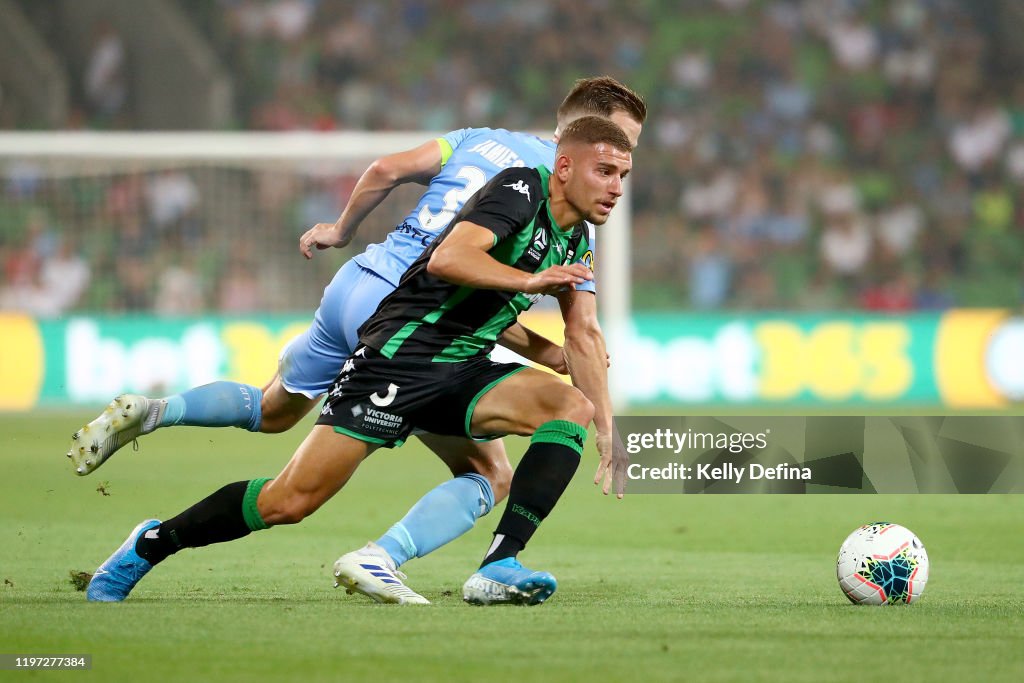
73, 77, 645, 604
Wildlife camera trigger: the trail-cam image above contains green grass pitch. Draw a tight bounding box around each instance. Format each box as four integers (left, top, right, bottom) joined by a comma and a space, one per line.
2, 410, 1022, 682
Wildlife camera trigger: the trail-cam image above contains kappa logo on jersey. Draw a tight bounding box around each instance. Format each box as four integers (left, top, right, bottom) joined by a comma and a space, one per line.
504, 180, 531, 200
341, 358, 356, 375
321, 404, 334, 416
370, 383, 399, 407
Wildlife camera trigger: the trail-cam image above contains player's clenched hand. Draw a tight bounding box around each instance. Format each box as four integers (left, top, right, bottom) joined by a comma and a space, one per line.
299, 223, 349, 259
524, 264, 593, 295
594, 427, 629, 499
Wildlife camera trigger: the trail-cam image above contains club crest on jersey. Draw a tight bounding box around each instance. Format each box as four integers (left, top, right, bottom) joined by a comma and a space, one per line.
527, 228, 547, 260
532, 228, 547, 251
504, 180, 531, 200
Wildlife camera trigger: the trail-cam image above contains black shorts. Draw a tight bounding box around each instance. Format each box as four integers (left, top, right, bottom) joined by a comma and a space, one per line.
315, 345, 528, 448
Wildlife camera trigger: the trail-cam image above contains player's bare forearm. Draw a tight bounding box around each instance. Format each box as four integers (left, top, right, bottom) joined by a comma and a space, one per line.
562, 313, 613, 435
301, 141, 443, 258
331, 176, 396, 245
428, 234, 532, 290
429, 222, 592, 294
498, 323, 567, 373
334, 142, 442, 244
560, 291, 625, 497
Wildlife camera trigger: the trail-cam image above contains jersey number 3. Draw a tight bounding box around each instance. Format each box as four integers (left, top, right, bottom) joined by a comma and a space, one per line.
418, 165, 487, 230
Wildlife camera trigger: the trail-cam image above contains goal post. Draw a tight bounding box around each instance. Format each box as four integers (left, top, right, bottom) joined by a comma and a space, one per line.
600, 178, 632, 411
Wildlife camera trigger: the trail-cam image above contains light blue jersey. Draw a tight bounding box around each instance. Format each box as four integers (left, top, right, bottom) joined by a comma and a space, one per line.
353, 127, 597, 293
280, 128, 597, 397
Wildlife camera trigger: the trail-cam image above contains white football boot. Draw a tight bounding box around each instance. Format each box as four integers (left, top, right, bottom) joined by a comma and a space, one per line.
67, 394, 165, 475
333, 542, 430, 605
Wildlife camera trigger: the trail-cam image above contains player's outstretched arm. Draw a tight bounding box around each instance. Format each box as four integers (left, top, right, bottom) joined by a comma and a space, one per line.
299, 140, 443, 259
428, 222, 593, 294
499, 322, 610, 374
498, 323, 568, 374
557, 288, 628, 498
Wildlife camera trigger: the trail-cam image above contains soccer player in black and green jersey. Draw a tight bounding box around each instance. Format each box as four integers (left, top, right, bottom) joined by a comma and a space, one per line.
85, 116, 632, 606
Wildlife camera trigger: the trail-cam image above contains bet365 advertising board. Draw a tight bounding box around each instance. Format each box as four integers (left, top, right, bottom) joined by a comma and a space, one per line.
1, 310, 1022, 409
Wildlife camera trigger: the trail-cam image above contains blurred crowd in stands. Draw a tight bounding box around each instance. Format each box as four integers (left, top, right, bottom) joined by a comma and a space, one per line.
2, 0, 1024, 315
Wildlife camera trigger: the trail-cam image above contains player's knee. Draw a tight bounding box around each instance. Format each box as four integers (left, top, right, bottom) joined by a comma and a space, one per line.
258, 414, 293, 434
557, 388, 594, 427
258, 394, 308, 434
528, 386, 593, 431
258, 394, 285, 433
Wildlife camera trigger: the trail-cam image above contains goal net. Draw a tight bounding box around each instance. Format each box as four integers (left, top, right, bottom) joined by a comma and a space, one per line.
0, 132, 455, 313
0, 132, 629, 313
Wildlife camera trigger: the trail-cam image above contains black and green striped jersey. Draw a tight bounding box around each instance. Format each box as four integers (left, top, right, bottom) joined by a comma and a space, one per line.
358, 165, 589, 362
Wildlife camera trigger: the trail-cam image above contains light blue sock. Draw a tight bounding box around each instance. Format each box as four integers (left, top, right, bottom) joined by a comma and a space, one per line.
376, 473, 495, 568
158, 382, 263, 432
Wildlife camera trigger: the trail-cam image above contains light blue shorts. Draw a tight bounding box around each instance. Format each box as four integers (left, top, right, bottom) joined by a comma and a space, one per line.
278, 260, 395, 398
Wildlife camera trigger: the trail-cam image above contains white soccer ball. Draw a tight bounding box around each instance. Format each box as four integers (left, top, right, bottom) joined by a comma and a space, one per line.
836, 522, 929, 605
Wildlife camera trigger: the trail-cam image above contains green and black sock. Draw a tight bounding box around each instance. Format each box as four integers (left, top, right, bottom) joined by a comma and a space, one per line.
481, 420, 586, 567
135, 478, 272, 565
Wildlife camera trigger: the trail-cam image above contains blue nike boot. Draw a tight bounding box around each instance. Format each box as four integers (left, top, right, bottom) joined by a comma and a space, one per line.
86, 519, 161, 602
